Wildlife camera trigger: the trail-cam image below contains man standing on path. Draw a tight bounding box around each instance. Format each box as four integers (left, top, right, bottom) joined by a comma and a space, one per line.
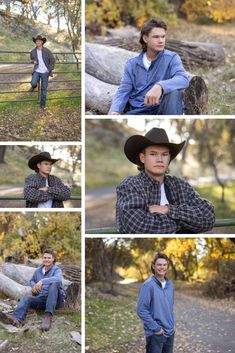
109, 18, 189, 115
24, 151, 71, 208
29, 35, 55, 110
0, 249, 65, 331
137, 253, 175, 353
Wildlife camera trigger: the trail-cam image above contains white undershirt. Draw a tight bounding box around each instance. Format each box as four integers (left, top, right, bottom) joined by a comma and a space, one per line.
38, 178, 53, 208
160, 183, 169, 205
161, 280, 166, 289
143, 52, 152, 70
36, 49, 48, 73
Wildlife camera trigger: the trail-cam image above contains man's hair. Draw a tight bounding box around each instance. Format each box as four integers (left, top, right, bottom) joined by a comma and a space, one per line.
151, 252, 169, 274
139, 18, 167, 51
43, 248, 56, 263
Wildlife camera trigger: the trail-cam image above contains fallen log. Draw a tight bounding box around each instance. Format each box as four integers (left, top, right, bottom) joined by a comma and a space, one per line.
1, 263, 80, 308
85, 42, 208, 114
95, 27, 225, 69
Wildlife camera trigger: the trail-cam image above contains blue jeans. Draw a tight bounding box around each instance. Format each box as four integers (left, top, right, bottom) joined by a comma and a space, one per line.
146, 333, 175, 353
13, 282, 64, 322
125, 90, 184, 115
31, 71, 49, 108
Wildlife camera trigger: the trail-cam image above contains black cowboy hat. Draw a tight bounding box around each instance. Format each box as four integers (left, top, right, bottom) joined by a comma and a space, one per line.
28, 152, 60, 170
124, 127, 185, 165
32, 35, 47, 44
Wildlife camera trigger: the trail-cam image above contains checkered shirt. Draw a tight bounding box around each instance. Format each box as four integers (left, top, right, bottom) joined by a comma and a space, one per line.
24, 173, 71, 208
116, 171, 215, 234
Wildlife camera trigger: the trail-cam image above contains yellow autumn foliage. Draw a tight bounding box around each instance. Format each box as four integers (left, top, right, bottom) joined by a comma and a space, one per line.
182, 0, 235, 23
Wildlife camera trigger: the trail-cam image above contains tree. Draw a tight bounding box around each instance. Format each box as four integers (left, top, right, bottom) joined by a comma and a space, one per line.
0, 146, 6, 163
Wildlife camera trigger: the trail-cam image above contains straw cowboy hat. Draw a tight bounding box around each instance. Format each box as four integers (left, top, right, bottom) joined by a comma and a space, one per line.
28, 152, 59, 170
124, 127, 185, 165
32, 35, 47, 44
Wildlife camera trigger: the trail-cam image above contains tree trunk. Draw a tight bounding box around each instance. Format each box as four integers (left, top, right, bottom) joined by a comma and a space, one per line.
0, 273, 31, 300
85, 43, 208, 114
0, 146, 6, 163
1, 263, 80, 307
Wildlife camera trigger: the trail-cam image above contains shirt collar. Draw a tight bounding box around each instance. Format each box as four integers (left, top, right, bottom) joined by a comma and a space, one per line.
137, 50, 165, 68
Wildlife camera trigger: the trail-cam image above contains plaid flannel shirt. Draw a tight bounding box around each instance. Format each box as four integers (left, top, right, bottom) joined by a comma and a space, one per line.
116, 171, 215, 234
24, 173, 71, 208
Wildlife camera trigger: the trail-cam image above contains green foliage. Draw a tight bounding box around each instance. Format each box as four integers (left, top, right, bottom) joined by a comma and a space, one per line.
86, 0, 176, 30
0, 212, 81, 263
182, 0, 235, 23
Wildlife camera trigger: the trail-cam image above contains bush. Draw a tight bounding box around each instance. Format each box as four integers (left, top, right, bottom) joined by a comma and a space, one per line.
182, 0, 235, 23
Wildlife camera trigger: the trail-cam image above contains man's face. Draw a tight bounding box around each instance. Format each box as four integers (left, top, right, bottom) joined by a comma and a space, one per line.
35, 39, 43, 48
152, 258, 168, 278
139, 145, 170, 178
42, 253, 54, 268
143, 27, 166, 52
37, 160, 53, 175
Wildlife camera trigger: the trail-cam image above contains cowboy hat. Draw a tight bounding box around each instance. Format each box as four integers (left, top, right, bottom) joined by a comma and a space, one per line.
124, 127, 185, 165
32, 35, 47, 44
28, 152, 60, 170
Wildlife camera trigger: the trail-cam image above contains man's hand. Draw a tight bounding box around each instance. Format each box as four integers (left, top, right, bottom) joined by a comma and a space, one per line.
149, 205, 169, 214
155, 327, 164, 336
32, 280, 42, 294
144, 84, 163, 106
39, 187, 49, 192
33, 61, 37, 65
109, 112, 121, 115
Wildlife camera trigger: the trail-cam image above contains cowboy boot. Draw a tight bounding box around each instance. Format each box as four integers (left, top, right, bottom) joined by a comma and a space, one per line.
0, 311, 21, 327
28, 86, 36, 92
41, 312, 52, 331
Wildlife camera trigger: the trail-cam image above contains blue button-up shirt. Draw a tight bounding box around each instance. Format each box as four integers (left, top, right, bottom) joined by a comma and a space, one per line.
109, 49, 189, 113
30, 264, 63, 297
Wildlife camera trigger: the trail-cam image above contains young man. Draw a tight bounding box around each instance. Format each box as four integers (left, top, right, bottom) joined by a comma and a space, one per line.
109, 19, 189, 115
0, 249, 65, 331
24, 151, 71, 208
137, 253, 175, 353
116, 127, 215, 234
29, 35, 55, 110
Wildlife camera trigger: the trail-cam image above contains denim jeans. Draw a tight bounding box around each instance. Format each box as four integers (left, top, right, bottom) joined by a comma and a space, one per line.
125, 90, 184, 115
146, 333, 175, 353
13, 282, 64, 322
31, 71, 49, 108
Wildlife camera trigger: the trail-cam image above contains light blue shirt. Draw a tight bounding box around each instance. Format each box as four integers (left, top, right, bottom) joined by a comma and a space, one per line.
137, 275, 175, 337
109, 49, 189, 113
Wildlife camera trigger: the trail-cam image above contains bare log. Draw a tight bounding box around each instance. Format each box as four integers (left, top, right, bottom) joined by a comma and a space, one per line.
1, 263, 80, 307
85, 73, 117, 113
94, 27, 225, 69
86, 43, 136, 85
0, 273, 31, 300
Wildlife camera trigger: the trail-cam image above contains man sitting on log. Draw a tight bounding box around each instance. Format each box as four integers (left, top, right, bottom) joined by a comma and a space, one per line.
0, 249, 65, 331
116, 127, 215, 233
109, 18, 189, 115
24, 151, 71, 208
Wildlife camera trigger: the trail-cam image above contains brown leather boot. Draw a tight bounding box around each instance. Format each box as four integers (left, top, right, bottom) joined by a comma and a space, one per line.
41, 313, 52, 331
0, 311, 21, 327
28, 86, 36, 92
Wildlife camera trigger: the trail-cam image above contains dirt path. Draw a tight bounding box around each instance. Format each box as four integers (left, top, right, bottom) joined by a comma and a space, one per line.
88, 291, 235, 353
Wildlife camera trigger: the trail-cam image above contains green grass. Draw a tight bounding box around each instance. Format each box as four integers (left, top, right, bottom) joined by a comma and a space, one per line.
196, 182, 235, 219
86, 283, 142, 350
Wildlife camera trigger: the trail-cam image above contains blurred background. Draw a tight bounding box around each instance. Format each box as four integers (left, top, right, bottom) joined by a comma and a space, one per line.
0, 145, 81, 208
85, 237, 235, 353
85, 118, 235, 233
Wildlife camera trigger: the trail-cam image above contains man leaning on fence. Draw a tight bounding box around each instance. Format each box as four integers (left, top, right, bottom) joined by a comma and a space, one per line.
116, 127, 215, 234
24, 151, 71, 208
29, 35, 55, 110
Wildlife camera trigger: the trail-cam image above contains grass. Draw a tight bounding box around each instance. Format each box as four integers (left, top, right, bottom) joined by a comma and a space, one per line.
86, 283, 142, 350
166, 20, 235, 115
0, 308, 81, 353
